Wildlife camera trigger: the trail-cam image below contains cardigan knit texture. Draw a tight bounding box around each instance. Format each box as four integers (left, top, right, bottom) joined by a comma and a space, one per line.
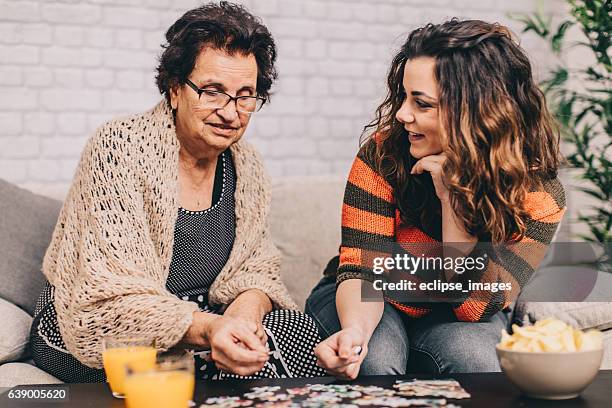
42, 101, 296, 369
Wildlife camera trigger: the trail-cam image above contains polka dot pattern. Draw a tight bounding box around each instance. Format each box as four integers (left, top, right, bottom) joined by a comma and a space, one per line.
32, 285, 326, 382
30, 149, 323, 382
30, 282, 106, 383
215, 310, 327, 380
166, 149, 236, 299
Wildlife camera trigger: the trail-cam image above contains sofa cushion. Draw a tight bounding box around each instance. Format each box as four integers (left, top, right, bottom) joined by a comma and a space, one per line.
515, 301, 612, 331
0, 298, 32, 364
515, 264, 612, 331
603, 330, 612, 369
0, 362, 62, 387
270, 177, 344, 310
0, 179, 62, 315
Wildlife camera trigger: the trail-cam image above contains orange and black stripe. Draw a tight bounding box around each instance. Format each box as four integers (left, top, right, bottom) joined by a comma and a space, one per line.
335, 142, 566, 322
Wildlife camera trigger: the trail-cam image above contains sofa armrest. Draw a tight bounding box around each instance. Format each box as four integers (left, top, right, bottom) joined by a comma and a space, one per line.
0, 362, 62, 387
0, 298, 32, 364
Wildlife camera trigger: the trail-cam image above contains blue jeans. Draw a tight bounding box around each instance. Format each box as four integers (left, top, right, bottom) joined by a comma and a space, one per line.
305, 277, 510, 375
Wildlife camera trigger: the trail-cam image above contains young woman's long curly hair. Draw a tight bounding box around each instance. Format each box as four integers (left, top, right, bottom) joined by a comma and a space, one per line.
363, 19, 561, 243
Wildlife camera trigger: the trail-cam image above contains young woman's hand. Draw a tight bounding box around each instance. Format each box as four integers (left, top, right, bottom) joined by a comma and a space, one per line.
314, 326, 368, 380
411, 153, 449, 203
204, 315, 269, 376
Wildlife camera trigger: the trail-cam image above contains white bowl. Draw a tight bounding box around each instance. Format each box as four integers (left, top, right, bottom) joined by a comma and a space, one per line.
496, 346, 603, 399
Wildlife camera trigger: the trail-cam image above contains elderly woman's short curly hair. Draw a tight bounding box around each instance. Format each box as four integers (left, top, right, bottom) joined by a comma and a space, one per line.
156, 1, 277, 104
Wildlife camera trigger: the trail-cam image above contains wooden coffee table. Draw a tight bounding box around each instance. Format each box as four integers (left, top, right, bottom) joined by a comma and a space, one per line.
2, 371, 611, 407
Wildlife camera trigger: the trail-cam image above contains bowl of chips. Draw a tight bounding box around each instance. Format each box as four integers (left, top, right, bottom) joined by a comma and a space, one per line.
496, 318, 603, 400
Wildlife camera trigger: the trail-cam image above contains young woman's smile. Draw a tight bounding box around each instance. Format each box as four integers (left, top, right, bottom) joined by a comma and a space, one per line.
395, 56, 443, 159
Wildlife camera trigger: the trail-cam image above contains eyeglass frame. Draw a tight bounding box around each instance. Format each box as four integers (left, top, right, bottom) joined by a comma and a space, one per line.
184, 78, 266, 114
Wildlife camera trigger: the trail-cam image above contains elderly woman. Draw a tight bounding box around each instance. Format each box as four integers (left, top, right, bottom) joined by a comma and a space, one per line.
30, 1, 325, 383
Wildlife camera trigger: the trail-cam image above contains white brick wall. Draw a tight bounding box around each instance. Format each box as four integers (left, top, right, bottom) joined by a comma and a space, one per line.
1, 0, 562, 198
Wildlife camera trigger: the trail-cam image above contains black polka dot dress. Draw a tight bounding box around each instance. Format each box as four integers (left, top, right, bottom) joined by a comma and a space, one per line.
30, 149, 325, 383
166, 149, 236, 303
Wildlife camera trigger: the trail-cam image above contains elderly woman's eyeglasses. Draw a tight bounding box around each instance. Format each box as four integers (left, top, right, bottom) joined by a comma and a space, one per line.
185, 79, 266, 114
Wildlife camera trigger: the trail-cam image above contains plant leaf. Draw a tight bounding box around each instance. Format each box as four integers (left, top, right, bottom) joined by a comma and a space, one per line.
552, 20, 574, 52
577, 186, 606, 201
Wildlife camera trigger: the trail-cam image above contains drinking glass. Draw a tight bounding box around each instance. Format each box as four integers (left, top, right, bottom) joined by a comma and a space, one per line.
102, 337, 157, 398
124, 351, 195, 408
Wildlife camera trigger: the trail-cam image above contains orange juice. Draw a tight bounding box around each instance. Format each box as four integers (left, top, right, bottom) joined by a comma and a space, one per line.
124, 370, 195, 408
102, 346, 157, 396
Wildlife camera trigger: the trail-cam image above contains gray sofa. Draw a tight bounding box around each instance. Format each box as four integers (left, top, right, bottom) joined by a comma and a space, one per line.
1, 177, 611, 387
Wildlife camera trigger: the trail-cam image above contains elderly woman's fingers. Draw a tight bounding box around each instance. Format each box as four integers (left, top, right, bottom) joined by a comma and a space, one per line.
214, 361, 231, 372
224, 317, 267, 352
212, 342, 267, 374
208, 316, 269, 375
261, 331, 268, 345
236, 326, 268, 354
221, 339, 268, 364
214, 358, 264, 377
257, 325, 267, 344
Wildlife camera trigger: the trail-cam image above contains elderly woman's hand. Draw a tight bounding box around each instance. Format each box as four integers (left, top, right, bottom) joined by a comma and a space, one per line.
223, 289, 272, 345
205, 315, 269, 376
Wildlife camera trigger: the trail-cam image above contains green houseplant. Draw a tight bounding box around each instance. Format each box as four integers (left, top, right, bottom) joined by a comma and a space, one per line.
513, 0, 610, 268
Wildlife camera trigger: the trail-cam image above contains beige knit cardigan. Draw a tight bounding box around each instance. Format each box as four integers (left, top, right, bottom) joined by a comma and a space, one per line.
42, 101, 297, 369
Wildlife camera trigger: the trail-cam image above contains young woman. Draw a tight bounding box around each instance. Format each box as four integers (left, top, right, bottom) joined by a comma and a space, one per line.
306, 19, 566, 378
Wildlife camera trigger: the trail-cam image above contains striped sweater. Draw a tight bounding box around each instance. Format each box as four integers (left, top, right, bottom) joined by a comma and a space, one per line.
334, 142, 566, 322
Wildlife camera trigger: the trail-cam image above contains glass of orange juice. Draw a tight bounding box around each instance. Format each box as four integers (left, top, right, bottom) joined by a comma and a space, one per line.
124, 351, 195, 408
102, 337, 157, 398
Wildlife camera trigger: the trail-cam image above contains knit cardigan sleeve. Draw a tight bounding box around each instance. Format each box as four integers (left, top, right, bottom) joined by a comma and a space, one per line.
43, 124, 198, 369
212, 227, 294, 310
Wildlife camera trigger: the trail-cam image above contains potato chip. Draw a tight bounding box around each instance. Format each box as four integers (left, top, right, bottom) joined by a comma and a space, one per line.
498, 318, 603, 352
581, 330, 604, 351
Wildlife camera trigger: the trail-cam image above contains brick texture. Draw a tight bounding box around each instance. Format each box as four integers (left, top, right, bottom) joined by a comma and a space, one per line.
1, 0, 562, 195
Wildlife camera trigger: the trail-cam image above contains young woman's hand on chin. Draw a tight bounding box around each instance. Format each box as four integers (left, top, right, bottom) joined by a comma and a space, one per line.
314, 326, 368, 380
410, 153, 450, 203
